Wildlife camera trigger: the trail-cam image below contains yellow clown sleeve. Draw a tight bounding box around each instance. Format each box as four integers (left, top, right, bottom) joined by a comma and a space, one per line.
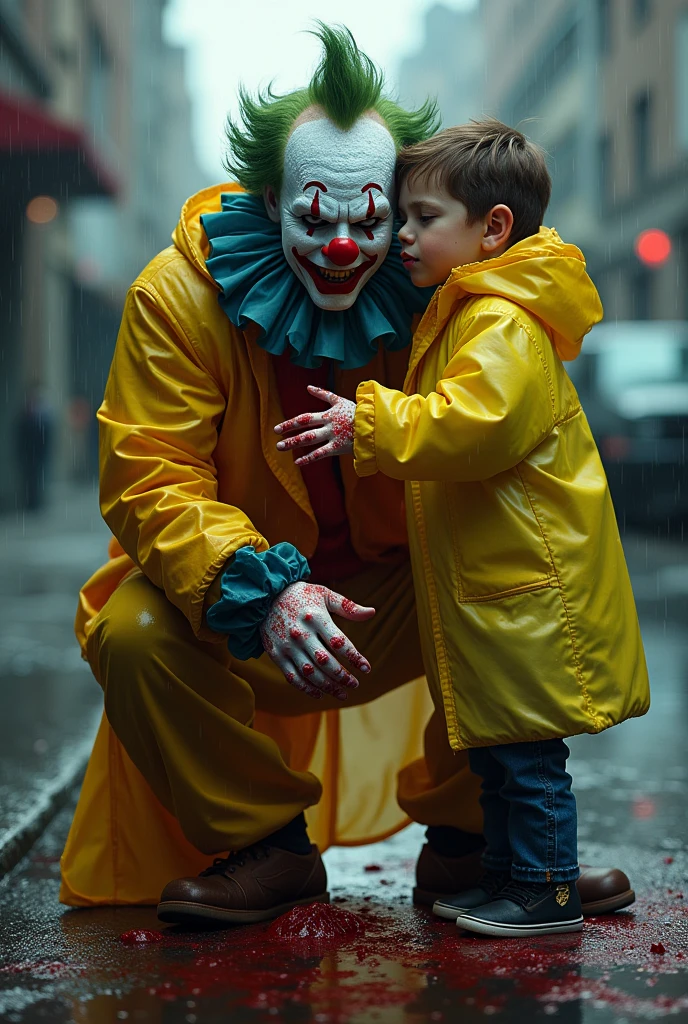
98, 279, 269, 638
354, 310, 555, 482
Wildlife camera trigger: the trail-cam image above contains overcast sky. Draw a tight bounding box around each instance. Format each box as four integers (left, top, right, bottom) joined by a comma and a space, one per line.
163, 0, 477, 180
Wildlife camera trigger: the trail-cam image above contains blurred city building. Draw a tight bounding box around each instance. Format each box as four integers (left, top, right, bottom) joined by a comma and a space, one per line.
481, 0, 688, 322
0, 0, 206, 512
397, 3, 486, 128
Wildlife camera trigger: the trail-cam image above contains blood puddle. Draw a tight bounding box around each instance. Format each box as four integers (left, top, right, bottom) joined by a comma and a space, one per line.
267, 902, 366, 942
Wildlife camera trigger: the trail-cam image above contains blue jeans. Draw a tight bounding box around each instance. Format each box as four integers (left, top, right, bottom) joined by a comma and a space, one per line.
468, 739, 579, 883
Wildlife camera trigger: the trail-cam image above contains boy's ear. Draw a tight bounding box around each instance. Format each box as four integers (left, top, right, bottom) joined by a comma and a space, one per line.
263, 186, 280, 223
481, 205, 514, 253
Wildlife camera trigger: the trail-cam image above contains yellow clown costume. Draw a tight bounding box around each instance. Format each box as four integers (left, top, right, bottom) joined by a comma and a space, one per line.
60, 22, 468, 905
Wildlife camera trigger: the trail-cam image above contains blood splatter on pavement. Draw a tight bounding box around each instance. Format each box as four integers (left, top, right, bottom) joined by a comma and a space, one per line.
1, 800, 687, 1023
1, 617, 687, 1022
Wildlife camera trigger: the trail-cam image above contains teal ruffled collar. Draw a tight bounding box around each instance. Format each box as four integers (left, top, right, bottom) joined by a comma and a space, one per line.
200, 192, 434, 370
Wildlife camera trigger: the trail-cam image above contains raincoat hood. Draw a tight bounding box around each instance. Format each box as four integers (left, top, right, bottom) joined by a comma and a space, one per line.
172, 182, 233, 282
437, 226, 603, 361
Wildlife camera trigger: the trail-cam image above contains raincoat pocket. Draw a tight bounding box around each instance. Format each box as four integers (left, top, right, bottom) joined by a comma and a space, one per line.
444, 470, 557, 601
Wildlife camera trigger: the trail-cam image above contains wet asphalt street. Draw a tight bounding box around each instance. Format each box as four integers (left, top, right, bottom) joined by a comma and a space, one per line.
0, 492, 687, 1023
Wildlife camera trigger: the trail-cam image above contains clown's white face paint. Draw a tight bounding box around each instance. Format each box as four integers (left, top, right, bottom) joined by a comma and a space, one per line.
269, 116, 397, 311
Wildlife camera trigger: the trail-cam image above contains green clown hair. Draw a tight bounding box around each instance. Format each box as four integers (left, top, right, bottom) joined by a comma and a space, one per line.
223, 23, 440, 196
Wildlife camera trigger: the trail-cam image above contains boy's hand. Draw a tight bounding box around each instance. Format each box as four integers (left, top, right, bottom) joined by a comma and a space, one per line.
259, 581, 374, 701
274, 385, 355, 467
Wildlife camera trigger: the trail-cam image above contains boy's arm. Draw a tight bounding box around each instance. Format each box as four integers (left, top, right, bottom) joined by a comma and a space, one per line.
100, 279, 271, 639
354, 309, 555, 482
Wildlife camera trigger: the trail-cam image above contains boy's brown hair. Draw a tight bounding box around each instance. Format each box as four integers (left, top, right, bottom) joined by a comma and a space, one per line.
396, 117, 551, 246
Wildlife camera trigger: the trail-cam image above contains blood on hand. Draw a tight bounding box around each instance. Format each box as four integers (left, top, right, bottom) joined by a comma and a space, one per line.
259, 581, 374, 701
274, 386, 355, 467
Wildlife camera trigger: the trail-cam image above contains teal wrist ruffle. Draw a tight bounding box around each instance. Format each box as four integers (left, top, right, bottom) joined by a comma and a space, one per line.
206, 543, 311, 660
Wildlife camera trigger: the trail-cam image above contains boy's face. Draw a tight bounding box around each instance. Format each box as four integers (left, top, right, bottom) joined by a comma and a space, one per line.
397, 175, 512, 287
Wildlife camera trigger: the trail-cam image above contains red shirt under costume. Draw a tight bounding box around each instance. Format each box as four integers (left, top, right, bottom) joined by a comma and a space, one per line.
273, 353, 367, 583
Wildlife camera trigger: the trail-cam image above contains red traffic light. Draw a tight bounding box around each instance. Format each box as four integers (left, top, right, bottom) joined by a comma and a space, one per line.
635, 229, 671, 266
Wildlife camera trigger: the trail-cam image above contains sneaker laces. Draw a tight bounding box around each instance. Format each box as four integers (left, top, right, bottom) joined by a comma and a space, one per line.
496, 878, 544, 909
200, 843, 271, 877
480, 870, 512, 898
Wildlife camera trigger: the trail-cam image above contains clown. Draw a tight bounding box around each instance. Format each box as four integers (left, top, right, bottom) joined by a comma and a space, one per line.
61, 26, 633, 923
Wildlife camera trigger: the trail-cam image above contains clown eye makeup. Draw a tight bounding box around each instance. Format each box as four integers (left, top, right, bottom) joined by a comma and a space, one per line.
291, 192, 339, 222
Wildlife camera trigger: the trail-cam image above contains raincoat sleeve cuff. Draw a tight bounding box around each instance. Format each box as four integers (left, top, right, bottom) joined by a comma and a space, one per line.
205, 542, 311, 660
353, 380, 379, 478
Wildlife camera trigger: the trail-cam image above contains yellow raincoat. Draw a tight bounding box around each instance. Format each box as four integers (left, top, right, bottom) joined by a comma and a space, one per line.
354, 228, 650, 750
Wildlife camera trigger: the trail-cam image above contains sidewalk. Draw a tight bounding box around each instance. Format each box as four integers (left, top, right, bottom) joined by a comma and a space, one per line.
0, 484, 110, 873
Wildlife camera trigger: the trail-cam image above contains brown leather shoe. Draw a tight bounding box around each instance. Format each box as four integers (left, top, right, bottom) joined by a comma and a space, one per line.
413, 843, 485, 906
577, 865, 635, 915
157, 843, 329, 925
413, 844, 635, 916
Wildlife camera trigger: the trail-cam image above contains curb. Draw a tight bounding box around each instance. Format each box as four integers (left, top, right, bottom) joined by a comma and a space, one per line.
0, 745, 90, 878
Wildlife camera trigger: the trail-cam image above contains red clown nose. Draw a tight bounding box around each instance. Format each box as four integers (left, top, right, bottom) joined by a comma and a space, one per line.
321, 237, 360, 266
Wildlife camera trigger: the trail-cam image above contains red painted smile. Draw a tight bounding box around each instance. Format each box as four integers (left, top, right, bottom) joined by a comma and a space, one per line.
292, 248, 378, 294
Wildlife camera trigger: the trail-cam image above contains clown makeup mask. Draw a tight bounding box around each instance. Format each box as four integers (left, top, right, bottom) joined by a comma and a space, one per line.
264, 115, 397, 311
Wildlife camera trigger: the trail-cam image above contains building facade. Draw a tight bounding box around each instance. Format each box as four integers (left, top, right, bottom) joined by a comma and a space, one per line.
0, 0, 205, 511
397, 3, 486, 128
481, 0, 688, 322
597, 0, 688, 321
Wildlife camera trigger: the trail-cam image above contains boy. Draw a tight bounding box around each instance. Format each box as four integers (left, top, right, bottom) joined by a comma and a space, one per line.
274, 118, 650, 937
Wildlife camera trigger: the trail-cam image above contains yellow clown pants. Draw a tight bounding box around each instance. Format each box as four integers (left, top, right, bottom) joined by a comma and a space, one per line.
60, 557, 483, 906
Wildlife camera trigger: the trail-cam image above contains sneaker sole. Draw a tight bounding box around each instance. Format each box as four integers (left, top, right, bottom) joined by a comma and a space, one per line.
457, 914, 584, 937
433, 899, 472, 921
157, 892, 330, 926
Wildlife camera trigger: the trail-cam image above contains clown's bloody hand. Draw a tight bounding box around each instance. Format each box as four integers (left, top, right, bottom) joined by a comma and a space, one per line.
274, 385, 355, 467
259, 581, 374, 701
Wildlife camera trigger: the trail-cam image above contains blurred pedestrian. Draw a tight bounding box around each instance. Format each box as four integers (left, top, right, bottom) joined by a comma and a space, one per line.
67, 396, 96, 483
14, 384, 54, 511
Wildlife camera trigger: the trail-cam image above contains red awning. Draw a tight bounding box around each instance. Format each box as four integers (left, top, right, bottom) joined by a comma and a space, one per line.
0, 91, 118, 197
